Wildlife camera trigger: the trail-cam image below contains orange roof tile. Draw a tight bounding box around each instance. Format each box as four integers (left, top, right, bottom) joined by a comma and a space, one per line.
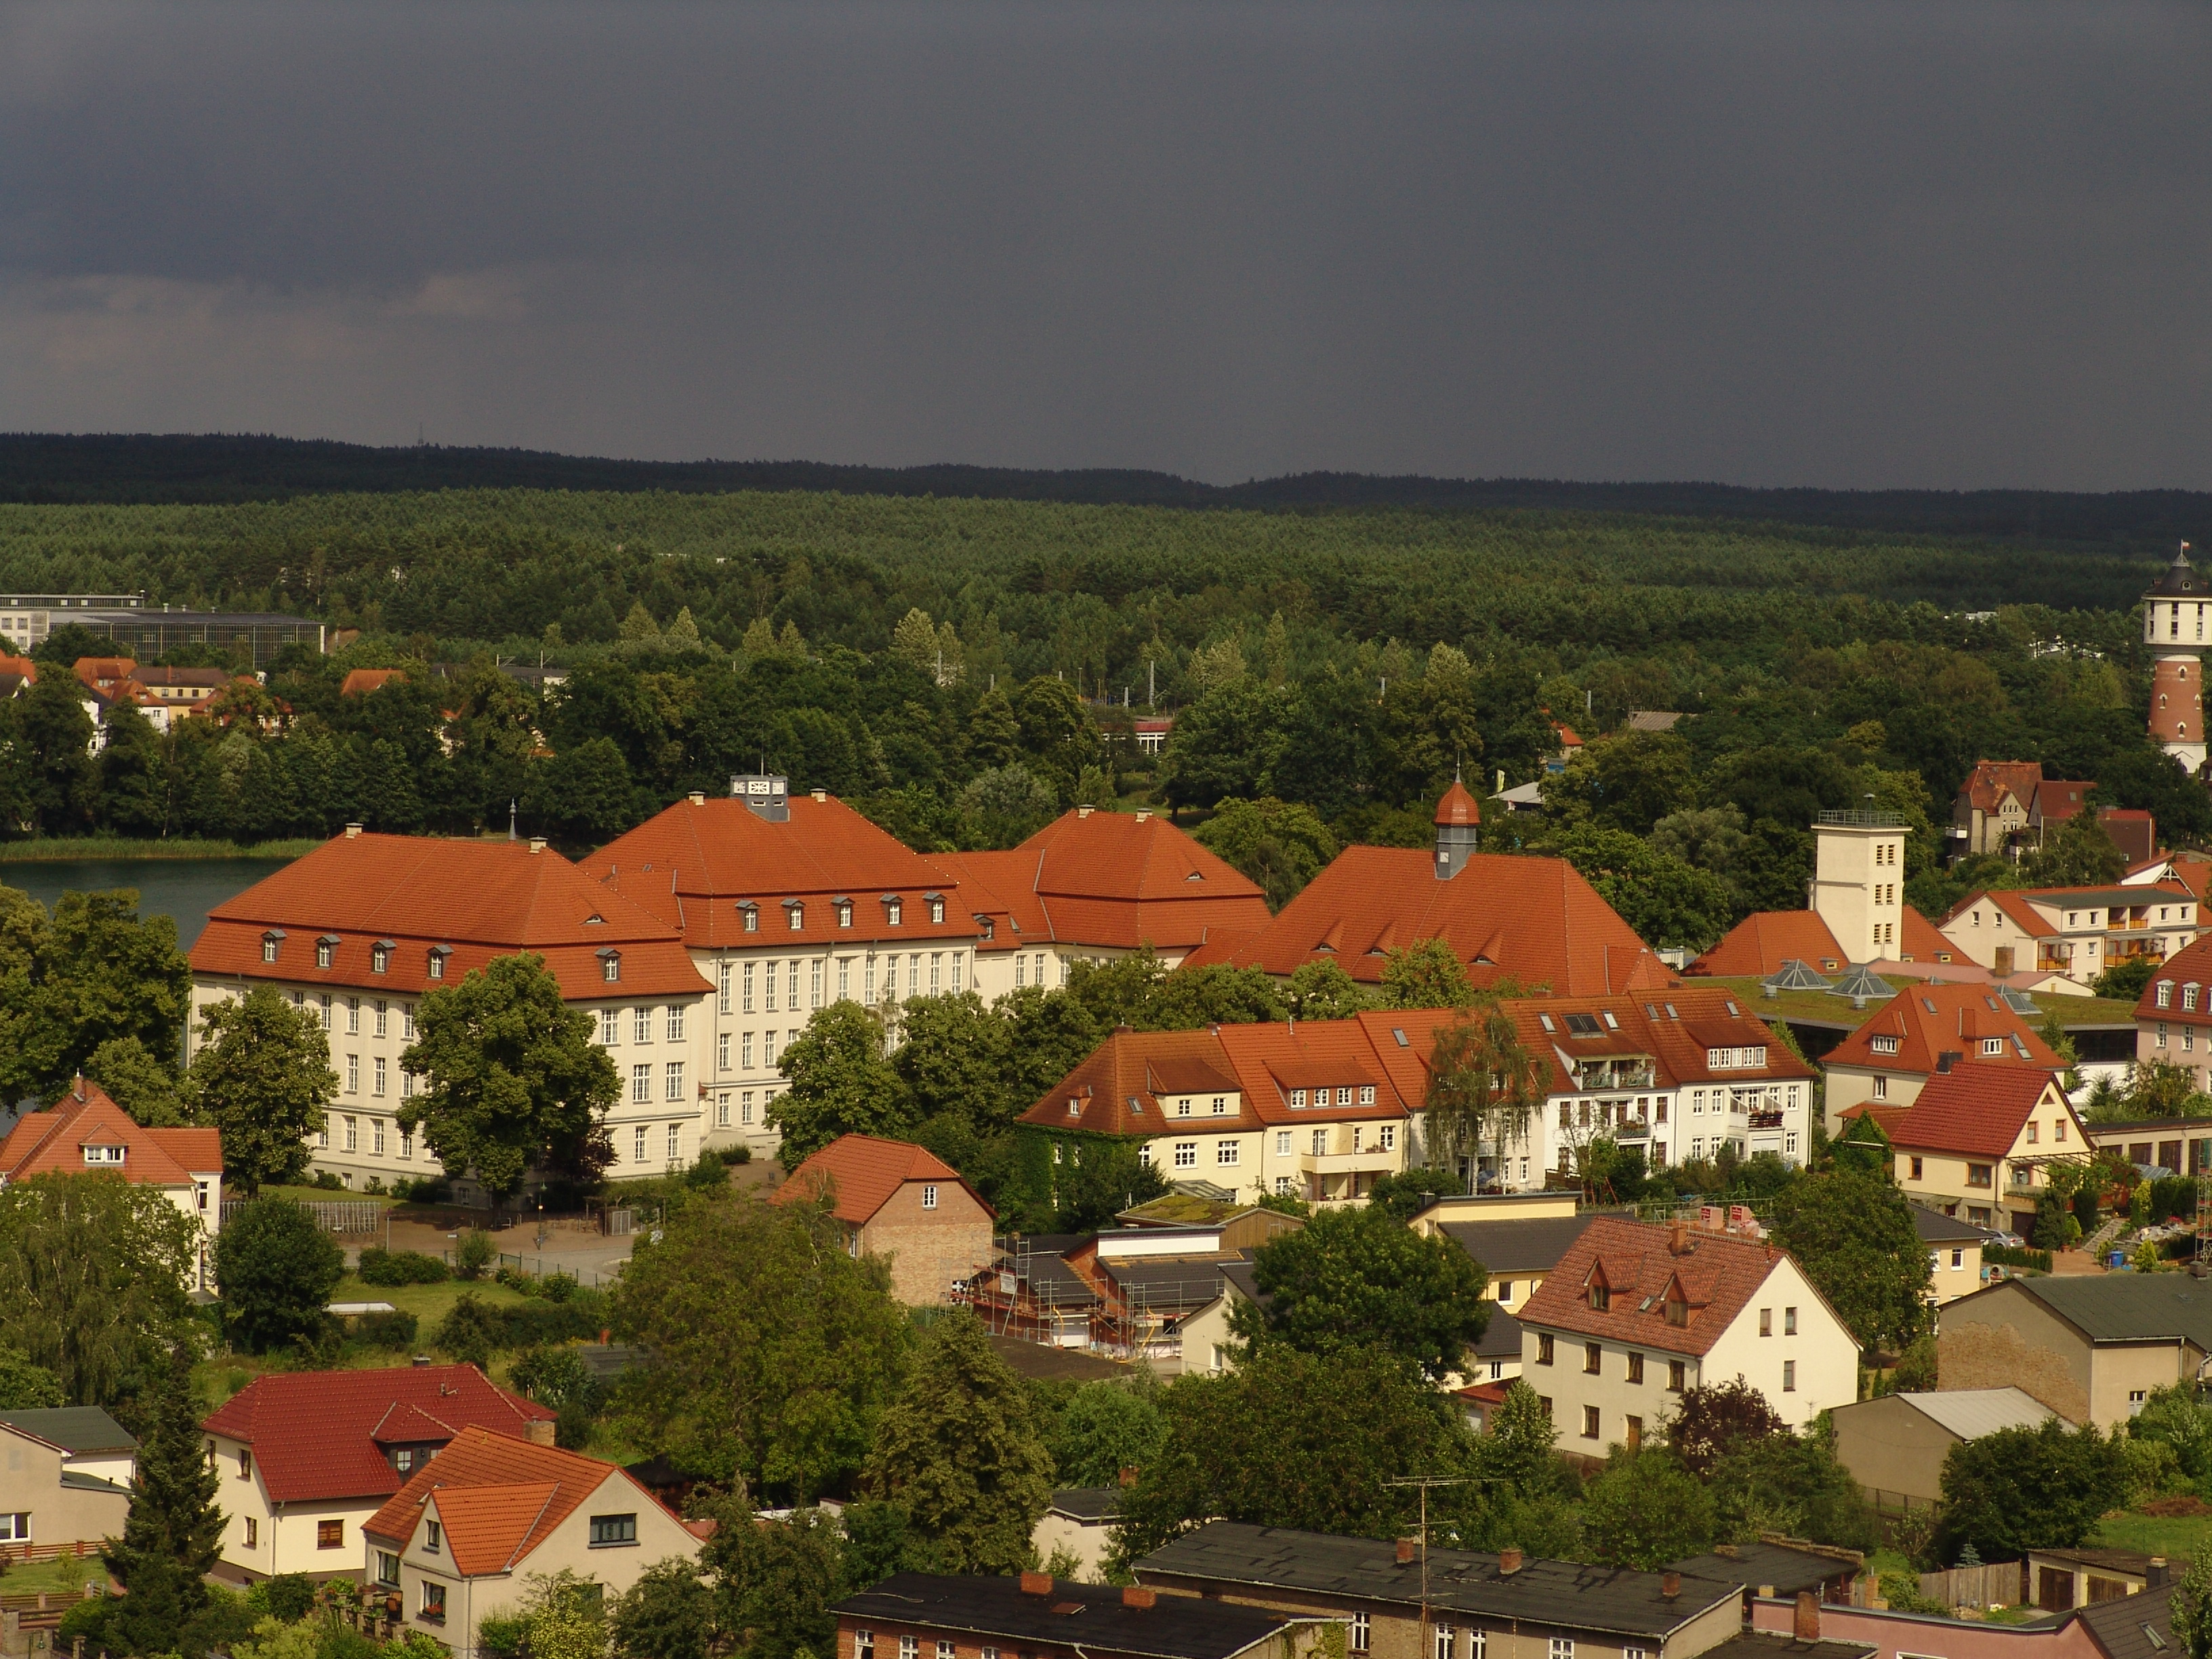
1196, 846, 1665, 994
1878, 1063, 2076, 1160
589, 793, 983, 951
190, 832, 708, 1002
771, 1134, 990, 1225
1822, 983, 2061, 1079
1689, 912, 1847, 977
0, 1078, 217, 1187
1957, 760, 2043, 816
1518, 1215, 1816, 1358
2028, 780, 2096, 828
930, 810, 1271, 954
2137, 933, 2212, 1023
340, 668, 406, 697
1899, 907, 1952, 962
363, 1426, 658, 1576
203, 1366, 552, 1505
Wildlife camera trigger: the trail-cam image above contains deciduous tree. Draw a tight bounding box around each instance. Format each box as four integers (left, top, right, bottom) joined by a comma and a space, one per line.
214, 1198, 344, 1354
1769, 1166, 1933, 1349
1378, 938, 1475, 1009
1191, 796, 1338, 911
1580, 1447, 1716, 1568
1938, 1419, 2129, 1561
773, 1001, 915, 1164
190, 985, 336, 1195
1237, 1204, 1489, 1381
1049, 1378, 1168, 1488
1422, 1004, 1546, 1173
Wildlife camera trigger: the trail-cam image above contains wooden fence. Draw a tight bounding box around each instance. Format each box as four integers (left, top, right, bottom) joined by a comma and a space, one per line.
1919, 1561, 2024, 1609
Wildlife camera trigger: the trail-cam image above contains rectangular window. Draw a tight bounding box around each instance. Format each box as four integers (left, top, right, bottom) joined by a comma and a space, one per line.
346, 1054, 360, 1094
377, 1551, 401, 1586
344, 1115, 357, 1152
420, 1581, 445, 1620
743, 1031, 754, 1069
243, 1516, 257, 1548
1380, 1124, 1397, 1151
317, 1519, 344, 1549
938, 1645, 955, 1659
400, 1128, 413, 1159
1760, 1308, 1771, 1336
718, 962, 731, 1015
634, 1126, 648, 1162
0, 1514, 27, 1544
901, 1640, 919, 1659
1783, 1360, 1797, 1392
930, 953, 943, 994
1216, 1139, 1241, 1166
1580, 1405, 1600, 1439
667, 1124, 681, 1162
319, 994, 332, 1029
632, 1065, 651, 1105
346, 996, 360, 1033
741, 1090, 755, 1126
764, 961, 778, 1012
634, 1007, 652, 1044
1784, 1307, 1797, 1335
954, 951, 965, 992
668, 1005, 685, 1042
1549, 1641, 1573, 1659
1174, 1141, 1198, 1169
743, 962, 756, 1012
716, 1094, 731, 1128
1435, 1631, 1454, 1659
811, 960, 823, 1008
374, 1057, 387, 1097
838, 958, 851, 1000
403, 1004, 415, 1040
1275, 1130, 1292, 1154
1351, 1615, 1371, 1654
1584, 1343, 1601, 1375
856, 1635, 875, 1659
922, 1183, 939, 1209
1536, 1333, 1555, 1366
601, 1008, 618, 1044
1668, 1360, 1685, 1391
425, 1519, 440, 1552
372, 998, 387, 1038
665, 1061, 684, 1101
373, 1118, 386, 1155
1626, 1351, 1644, 1384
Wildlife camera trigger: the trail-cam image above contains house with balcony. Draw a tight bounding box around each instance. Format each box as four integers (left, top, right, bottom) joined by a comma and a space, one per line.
1819, 983, 2064, 1125
1839, 1063, 2085, 1234
1939, 884, 2200, 991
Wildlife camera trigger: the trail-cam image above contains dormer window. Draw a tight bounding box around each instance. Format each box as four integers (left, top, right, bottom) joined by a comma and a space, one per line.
1067, 1099, 1082, 1118
836, 900, 853, 928
785, 901, 804, 932
316, 936, 338, 969
1870, 1034, 1900, 1055
261, 929, 285, 964
598, 948, 621, 984
884, 897, 903, 926
979, 917, 994, 941
1982, 1037, 2003, 1056
371, 941, 392, 975
2158, 981, 2175, 1008
739, 902, 760, 934
426, 946, 451, 981
1586, 1267, 1611, 1312
83, 1144, 125, 1166
1290, 1088, 1307, 1107
926, 893, 946, 925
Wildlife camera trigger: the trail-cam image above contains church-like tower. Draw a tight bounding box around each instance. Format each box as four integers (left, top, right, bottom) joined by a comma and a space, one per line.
2146, 543, 2208, 775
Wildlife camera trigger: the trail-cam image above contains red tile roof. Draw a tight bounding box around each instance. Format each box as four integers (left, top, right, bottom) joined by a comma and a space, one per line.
190, 832, 708, 1002
1822, 983, 2061, 1078
771, 1134, 990, 1225
1517, 1215, 1811, 1358
362, 1426, 659, 1576
0, 1078, 220, 1187
1957, 760, 2043, 816
340, 669, 406, 697
1867, 1063, 2076, 1159
1188, 846, 1667, 994
201, 1366, 554, 1505
2028, 780, 2096, 829
928, 809, 1271, 954
1689, 907, 1957, 977
1496, 989, 1814, 1096
1900, 907, 1953, 962
588, 794, 983, 951
2136, 933, 2212, 1024
1945, 882, 2193, 941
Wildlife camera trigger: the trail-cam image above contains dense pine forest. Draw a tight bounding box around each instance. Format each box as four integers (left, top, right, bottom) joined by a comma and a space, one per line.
0, 453, 2196, 956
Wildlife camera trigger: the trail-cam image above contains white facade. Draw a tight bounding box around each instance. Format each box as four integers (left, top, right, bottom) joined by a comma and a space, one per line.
1809, 819, 1909, 964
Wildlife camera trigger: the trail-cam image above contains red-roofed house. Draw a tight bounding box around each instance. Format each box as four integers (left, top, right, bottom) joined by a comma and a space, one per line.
928, 805, 1273, 988
586, 775, 991, 1153
0, 1076, 223, 1289
362, 1425, 699, 1649
340, 668, 408, 697
1182, 786, 1669, 997
189, 828, 712, 1193
1840, 1063, 2083, 1233
2135, 935, 2212, 1086
1952, 761, 2045, 858
1820, 983, 2063, 1127
200, 1365, 556, 1584
1517, 1215, 1858, 1454
773, 1134, 995, 1304
1939, 883, 2200, 989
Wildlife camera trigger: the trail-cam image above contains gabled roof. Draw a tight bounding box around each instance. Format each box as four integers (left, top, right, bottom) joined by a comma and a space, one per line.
0, 1406, 137, 1456
837, 1570, 1305, 1659
363, 1426, 661, 1576
771, 1134, 991, 1225
1691, 912, 1847, 978
0, 1078, 220, 1187
340, 668, 407, 697
1870, 1063, 2074, 1160
928, 809, 1270, 955
1969, 1274, 2212, 1349
1822, 983, 2060, 1078
201, 1365, 553, 1504
2137, 933, 2212, 1023
2076, 1582, 2176, 1659
1883, 1387, 2058, 1439
1187, 846, 1668, 994
1440, 1215, 1601, 1276
1909, 1205, 1997, 1245
589, 792, 984, 951
191, 831, 708, 1001
1957, 760, 2043, 816
1516, 1216, 1815, 1358
1949, 884, 2193, 939
2028, 780, 2097, 828
1494, 989, 1813, 1096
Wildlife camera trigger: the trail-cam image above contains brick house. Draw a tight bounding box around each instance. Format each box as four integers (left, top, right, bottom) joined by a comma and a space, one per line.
772, 1134, 996, 1305
1516, 1216, 1860, 1450
200, 1364, 554, 1584
190, 828, 713, 1193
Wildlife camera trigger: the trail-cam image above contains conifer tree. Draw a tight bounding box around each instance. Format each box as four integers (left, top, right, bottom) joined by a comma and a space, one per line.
102, 1341, 224, 1652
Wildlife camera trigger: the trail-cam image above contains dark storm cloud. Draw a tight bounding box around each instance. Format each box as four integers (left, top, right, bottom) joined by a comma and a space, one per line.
1, 0, 2208, 487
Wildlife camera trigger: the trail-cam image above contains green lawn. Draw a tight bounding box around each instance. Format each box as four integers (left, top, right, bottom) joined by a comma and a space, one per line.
2091, 1511, 2212, 1557
1706, 975, 2138, 1032
259, 1183, 402, 1208
327, 1271, 533, 1327
0, 1553, 112, 1598
0, 836, 317, 861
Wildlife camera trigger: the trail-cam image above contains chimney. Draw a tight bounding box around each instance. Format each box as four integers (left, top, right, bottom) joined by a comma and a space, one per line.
526, 1419, 556, 1447
2152, 1559, 2171, 1589
1992, 945, 2014, 977
1134, 810, 1151, 822
345, 823, 364, 838
1122, 1586, 1157, 1610
1396, 1538, 1416, 1565
1793, 1592, 1820, 1642
1660, 1572, 1681, 1599
527, 838, 546, 855
1077, 804, 1094, 819
1020, 1572, 1054, 1598
1668, 1221, 1690, 1256
1498, 1547, 1523, 1576
411, 1355, 431, 1367
689, 791, 705, 806
811, 789, 827, 802
1936, 1050, 1961, 1073
1119, 1466, 1140, 1488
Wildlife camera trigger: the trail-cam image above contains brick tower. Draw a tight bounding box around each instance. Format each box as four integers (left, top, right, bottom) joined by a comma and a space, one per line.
2146, 543, 2209, 774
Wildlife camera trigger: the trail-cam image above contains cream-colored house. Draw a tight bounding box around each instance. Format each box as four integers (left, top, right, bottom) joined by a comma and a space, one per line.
363, 1426, 701, 1652
1818, 983, 2063, 1124
201, 1366, 555, 1584
1912, 1205, 1994, 1304
1517, 1215, 1860, 1457
1828, 1387, 2060, 1510
0, 1408, 138, 1555
1843, 1065, 2086, 1235
1938, 1276, 2212, 1428
1940, 885, 2198, 991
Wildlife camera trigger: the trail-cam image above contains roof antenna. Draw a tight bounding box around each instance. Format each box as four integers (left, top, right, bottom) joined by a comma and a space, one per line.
508, 798, 517, 840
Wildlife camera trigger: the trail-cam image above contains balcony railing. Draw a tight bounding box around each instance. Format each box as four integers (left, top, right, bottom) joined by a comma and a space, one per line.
1748, 1109, 1785, 1130
1300, 1149, 1403, 1175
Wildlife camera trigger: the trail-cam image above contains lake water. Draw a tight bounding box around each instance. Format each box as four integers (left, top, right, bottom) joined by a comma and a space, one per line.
0, 858, 293, 946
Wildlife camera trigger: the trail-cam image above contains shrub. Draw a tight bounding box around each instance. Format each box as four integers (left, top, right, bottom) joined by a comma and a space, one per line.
357, 1248, 450, 1286
312, 1170, 344, 1191
495, 1265, 534, 1293
391, 1176, 450, 1204
455, 1229, 495, 1281
718, 1143, 752, 1165
1984, 1243, 2053, 1272
251, 1574, 317, 1622
354, 1310, 420, 1351
2151, 1175, 2198, 1222
539, 1272, 579, 1304
364, 1176, 386, 1196
435, 1294, 501, 1369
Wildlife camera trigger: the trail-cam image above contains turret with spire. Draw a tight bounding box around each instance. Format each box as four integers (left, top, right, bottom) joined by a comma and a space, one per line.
2145, 541, 2208, 775
1433, 775, 1481, 880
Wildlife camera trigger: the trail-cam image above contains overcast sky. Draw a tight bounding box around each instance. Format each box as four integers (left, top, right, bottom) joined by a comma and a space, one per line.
3, 1, 2208, 489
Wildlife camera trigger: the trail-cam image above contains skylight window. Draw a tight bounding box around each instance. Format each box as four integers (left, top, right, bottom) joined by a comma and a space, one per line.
1563, 1012, 1603, 1037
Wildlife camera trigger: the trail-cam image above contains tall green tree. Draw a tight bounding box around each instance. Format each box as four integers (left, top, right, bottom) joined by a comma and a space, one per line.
0, 1345, 65, 1410
698, 1504, 846, 1659
1191, 796, 1338, 911
1235, 1205, 1489, 1381
2174, 1549, 2212, 1659
1768, 1166, 1933, 1350
0, 1172, 199, 1408
214, 1198, 345, 1354
610, 1557, 718, 1659
774, 1001, 915, 1164
865, 1311, 1054, 1573
0, 886, 192, 1105
1938, 1419, 2129, 1561
1580, 1447, 1716, 1568
85, 1034, 190, 1126
613, 1190, 912, 1500
189, 985, 336, 1195
1378, 939, 1476, 1009
1048, 1378, 1168, 1488
1422, 1004, 1547, 1174
399, 952, 619, 1199
100, 1342, 225, 1652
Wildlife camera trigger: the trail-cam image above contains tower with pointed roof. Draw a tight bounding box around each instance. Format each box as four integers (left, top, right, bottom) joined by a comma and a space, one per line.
2146, 543, 2209, 775
1433, 779, 1480, 880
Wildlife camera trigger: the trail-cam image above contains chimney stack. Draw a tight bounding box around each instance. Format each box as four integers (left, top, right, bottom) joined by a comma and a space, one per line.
345, 823, 364, 838
526, 1419, 556, 1447
1020, 1572, 1053, 1597
1122, 1587, 1157, 1610
1668, 1221, 1690, 1256
811, 788, 827, 802
527, 838, 546, 855
2152, 1558, 2171, 1588
1396, 1539, 1416, 1565
1498, 1547, 1523, 1576
1077, 804, 1094, 819
1120, 1466, 1140, 1488
1794, 1593, 1820, 1642
689, 791, 705, 806
1993, 945, 2014, 978
1660, 1572, 1680, 1599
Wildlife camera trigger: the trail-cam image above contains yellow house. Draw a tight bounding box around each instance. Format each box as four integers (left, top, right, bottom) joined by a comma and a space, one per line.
1844, 1064, 2086, 1235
